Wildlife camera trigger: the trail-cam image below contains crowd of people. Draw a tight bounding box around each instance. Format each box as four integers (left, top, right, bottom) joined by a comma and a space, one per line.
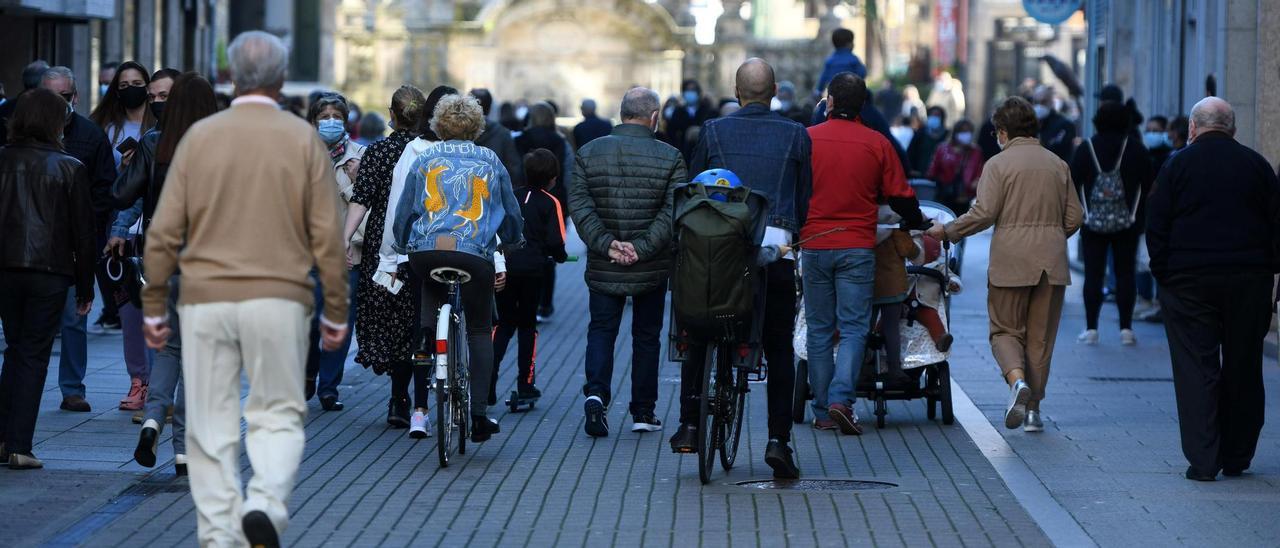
0, 23, 1278, 547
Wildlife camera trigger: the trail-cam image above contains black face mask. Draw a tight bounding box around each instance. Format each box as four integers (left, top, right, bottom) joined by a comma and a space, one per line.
119, 85, 148, 110
150, 101, 166, 121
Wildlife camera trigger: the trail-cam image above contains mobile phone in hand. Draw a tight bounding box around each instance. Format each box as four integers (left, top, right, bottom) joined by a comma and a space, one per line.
116, 136, 139, 154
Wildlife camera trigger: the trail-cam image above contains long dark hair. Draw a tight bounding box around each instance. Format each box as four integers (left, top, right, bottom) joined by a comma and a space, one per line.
90, 60, 156, 142
155, 73, 218, 164
420, 85, 458, 140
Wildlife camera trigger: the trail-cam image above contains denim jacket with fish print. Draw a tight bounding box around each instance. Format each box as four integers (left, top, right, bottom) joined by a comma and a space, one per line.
392, 140, 524, 261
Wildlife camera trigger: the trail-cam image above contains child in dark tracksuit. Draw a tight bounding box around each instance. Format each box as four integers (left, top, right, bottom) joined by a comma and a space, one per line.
489, 149, 568, 402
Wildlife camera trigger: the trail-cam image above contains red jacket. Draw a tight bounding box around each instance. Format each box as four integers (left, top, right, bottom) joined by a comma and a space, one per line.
802, 118, 915, 249
926, 143, 984, 195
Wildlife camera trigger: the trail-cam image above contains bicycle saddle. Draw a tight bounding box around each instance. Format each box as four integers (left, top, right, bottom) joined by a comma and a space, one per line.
430, 266, 472, 285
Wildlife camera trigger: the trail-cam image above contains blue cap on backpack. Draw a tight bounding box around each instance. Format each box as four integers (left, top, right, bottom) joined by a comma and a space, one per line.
690, 169, 742, 201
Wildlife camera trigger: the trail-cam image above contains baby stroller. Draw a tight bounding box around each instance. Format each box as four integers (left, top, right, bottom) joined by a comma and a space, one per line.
791, 200, 963, 428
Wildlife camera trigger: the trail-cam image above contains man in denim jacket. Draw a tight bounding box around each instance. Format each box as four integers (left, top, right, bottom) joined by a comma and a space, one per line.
682, 58, 811, 479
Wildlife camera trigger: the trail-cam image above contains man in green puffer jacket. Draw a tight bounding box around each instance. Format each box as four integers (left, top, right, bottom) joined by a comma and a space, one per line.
569, 86, 687, 438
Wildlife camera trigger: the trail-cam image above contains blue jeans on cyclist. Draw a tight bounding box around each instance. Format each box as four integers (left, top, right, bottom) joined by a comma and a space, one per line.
803, 248, 875, 416
409, 251, 497, 425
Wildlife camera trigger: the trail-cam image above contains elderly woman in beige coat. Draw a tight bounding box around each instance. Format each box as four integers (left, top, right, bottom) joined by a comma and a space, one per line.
927, 96, 1082, 432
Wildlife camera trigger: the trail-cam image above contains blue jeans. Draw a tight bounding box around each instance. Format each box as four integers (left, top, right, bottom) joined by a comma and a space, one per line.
582, 285, 666, 414
144, 276, 185, 454
58, 292, 88, 398
306, 269, 358, 399
802, 248, 875, 413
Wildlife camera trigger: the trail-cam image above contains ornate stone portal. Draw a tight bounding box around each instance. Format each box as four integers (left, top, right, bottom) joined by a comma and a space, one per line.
327, 0, 831, 118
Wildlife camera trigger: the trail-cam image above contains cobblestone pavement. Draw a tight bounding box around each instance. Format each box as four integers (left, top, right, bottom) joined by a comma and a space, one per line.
948, 233, 1280, 547
6, 231, 1053, 547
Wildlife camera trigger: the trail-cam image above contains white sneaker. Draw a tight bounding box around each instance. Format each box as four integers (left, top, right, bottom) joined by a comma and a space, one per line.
1077, 329, 1099, 345
1120, 329, 1137, 346
409, 410, 431, 439
1004, 380, 1030, 429
1023, 410, 1044, 433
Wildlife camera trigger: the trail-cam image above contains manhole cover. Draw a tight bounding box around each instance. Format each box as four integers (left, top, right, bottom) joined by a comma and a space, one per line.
736, 479, 897, 491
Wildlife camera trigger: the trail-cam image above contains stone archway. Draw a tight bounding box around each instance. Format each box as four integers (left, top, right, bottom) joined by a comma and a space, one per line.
452, 0, 692, 118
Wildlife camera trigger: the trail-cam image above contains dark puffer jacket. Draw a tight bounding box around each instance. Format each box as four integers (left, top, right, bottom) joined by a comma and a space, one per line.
569, 123, 686, 296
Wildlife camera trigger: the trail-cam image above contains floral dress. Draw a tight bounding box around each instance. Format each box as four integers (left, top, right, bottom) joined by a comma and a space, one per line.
350, 130, 419, 374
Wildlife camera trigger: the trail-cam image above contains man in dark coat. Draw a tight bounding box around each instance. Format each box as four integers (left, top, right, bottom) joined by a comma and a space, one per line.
665, 79, 716, 162
1146, 97, 1280, 482
0, 60, 49, 145
572, 99, 612, 151
569, 87, 684, 439
469, 89, 524, 187
1034, 86, 1076, 163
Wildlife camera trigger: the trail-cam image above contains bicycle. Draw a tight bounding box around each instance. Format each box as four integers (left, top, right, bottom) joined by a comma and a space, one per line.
412, 266, 473, 468
670, 324, 759, 485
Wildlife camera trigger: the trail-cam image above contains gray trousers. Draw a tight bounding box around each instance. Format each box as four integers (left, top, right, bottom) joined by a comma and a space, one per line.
143, 276, 185, 454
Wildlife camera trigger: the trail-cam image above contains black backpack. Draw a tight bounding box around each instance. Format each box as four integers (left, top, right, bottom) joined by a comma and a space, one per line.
671, 184, 765, 331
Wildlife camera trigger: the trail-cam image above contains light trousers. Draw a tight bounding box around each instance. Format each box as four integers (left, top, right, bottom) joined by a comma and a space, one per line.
986, 274, 1066, 410
180, 298, 309, 547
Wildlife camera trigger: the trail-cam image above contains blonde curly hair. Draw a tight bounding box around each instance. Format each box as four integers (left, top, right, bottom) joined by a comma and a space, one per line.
429, 94, 485, 141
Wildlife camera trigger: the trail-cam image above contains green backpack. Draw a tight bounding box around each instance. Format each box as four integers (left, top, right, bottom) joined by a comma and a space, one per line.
672, 183, 760, 331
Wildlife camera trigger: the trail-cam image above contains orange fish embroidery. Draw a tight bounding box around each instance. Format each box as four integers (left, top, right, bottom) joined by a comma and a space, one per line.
453, 175, 490, 233
422, 164, 448, 217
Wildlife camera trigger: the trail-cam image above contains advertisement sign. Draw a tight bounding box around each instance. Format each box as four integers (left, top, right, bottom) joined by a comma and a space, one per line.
934, 0, 968, 66
1022, 0, 1082, 25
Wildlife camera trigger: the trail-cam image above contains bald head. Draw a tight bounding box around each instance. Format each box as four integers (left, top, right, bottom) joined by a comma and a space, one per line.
1189, 96, 1235, 141
735, 58, 776, 107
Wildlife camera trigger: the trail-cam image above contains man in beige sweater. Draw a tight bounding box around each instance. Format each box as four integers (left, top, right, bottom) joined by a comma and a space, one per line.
141, 31, 348, 548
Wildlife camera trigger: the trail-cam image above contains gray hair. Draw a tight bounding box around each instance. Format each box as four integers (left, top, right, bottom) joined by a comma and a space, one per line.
227, 31, 289, 92
1190, 96, 1235, 133
41, 66, 76, 90
620, 87, 660, 121
23, 60, 50, 90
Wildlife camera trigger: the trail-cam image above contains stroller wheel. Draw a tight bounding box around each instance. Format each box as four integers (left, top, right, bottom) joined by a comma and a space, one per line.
939, 362, 954, 425
925, 367, 938, 420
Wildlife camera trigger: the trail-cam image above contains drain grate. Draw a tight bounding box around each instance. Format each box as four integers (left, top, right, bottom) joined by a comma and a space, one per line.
1088, 376, 1173, 383
736, 479, 897, 492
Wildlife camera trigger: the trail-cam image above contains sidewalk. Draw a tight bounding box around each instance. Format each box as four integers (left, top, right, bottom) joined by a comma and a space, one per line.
8, 232, 1052, 547
948, 232, 1280, 547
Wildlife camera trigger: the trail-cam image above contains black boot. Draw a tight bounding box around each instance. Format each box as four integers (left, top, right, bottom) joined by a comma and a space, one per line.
765, 440, 800, 479
472, 415, 500, 442
387, 396, 410, 428
668, 423, 697, 453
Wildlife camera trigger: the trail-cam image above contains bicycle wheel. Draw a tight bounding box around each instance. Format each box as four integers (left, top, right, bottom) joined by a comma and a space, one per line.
455, 306, 470, 455
720, 366, 748, 471
435, 303, 455, 467
697, 345, 718, 485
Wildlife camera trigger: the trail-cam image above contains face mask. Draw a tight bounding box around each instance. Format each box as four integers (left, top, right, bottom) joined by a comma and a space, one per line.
926, 115, 942, 131
119, 85, 148, 110
955, 131, 973, 145
997, 133, 1009, 150
65, 102, 74, 126
99, 84, 109, 98
1142, 131, 1168, 149
150, 101, 166, 121
1033, 104, 1050, 120
515, 106, 528, 121
779, 100, 793, 111
664, 106, 675, 120
683, 91, 699, 105
317, 119, 346, 145
348, 110, 359, 123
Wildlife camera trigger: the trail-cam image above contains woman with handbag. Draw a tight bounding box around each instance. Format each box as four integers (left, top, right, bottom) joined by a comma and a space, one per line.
111, 72, 219, 474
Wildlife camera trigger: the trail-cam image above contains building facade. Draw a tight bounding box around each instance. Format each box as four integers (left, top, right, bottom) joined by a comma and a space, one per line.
1086, 0, 1280, 164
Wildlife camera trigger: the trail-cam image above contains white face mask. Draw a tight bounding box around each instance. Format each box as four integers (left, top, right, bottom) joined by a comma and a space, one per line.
955, 131, 973, 146
515, 106, 528, 120
1033, 104, 1050, 120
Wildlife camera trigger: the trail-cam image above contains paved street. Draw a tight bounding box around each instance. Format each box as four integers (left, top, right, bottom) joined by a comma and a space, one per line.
4, 230, 1279, 547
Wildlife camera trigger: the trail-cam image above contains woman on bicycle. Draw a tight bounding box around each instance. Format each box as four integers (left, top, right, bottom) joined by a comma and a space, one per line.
392, 93, 524, 442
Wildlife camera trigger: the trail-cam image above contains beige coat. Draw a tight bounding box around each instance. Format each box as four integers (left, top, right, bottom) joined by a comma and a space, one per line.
143, 99, 348, 325
944, 137, 1082, 287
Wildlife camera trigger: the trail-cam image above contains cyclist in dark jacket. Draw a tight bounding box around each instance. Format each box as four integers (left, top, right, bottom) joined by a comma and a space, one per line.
569, 87, 684, 438
488, 148, 568, 406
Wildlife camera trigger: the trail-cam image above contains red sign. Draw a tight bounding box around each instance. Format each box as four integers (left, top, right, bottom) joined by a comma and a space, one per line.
934, 0, 968, 67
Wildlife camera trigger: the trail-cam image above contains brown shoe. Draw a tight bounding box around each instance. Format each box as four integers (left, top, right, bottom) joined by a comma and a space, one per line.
828, 403, 863, 435
60, 395, 91, 412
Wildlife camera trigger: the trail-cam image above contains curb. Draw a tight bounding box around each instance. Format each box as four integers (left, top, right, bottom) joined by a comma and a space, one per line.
949, 379, 1099, 548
